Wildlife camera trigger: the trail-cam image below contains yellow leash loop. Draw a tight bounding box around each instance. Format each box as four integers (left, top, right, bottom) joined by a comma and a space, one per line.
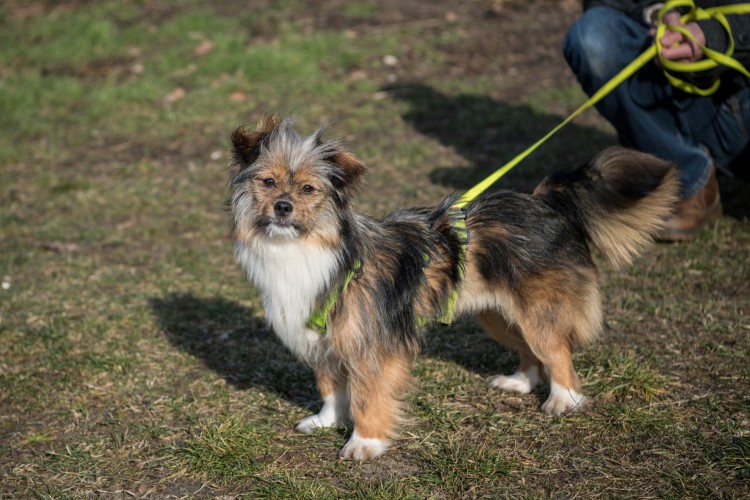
453, 0, 750, 208
656, 0, 750, 95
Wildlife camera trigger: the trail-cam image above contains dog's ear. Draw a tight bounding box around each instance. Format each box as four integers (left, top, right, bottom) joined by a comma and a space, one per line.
328, 150, 366, 193
231, 116, 279, 169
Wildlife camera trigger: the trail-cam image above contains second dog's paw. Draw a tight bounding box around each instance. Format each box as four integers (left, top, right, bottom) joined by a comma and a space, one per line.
541, 382, 586, 415
489, 367, 540, 394
339, 432, 389, 461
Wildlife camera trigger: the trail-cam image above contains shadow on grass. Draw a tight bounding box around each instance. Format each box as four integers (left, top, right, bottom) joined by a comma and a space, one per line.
390, 82, 750, 218
387, 83, 616, 193
149, 293, 317, 406
149, 293, 520, 406
720, 175, 750, 219
422, 320, 518, 378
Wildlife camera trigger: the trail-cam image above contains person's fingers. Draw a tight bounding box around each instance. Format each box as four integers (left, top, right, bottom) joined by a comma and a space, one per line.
660, 30, 683, 47
661, 10, 682, 26
661, 38, 703, 62
662, 23, 705, 62
661, 45, 693, 61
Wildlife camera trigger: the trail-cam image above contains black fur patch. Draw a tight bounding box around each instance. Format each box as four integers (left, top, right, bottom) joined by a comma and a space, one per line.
466, 191, 593, 296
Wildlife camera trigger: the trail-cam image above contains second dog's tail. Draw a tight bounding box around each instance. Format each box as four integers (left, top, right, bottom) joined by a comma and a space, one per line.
533, 147, 680, 268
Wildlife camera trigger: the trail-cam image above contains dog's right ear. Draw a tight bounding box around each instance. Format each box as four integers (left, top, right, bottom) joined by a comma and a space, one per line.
328, 150, 366, 193
231, 116, 279, 169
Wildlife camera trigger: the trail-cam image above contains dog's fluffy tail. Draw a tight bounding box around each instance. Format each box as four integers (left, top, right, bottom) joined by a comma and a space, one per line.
533, 147, 680, 269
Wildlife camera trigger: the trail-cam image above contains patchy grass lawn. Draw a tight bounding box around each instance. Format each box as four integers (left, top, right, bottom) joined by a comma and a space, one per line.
1, 0, 748, 497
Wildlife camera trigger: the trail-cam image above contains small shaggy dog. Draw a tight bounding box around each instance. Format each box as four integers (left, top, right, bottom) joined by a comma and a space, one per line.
229, 116, 679, 460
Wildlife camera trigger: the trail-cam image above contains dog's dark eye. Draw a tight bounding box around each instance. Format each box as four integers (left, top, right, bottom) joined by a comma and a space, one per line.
301, 184, 315, 195
262, 178, 275, 188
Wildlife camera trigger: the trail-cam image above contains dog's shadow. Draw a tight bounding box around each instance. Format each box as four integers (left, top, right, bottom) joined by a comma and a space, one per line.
421, 320, 517, 378
150, 293, 318, 407
150, 293, 516, 409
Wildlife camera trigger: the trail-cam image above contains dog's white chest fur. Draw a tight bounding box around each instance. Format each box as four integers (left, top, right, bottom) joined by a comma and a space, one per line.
235, 238, 338, 361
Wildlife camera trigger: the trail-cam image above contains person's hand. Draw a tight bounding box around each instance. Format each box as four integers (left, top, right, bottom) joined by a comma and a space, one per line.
658, 10, 706, 62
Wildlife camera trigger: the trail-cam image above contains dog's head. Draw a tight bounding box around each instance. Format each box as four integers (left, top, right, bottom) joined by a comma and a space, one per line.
230, 116, 366, 243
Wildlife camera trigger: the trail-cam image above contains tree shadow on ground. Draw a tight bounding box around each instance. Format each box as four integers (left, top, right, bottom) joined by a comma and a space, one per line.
387, 82, 617, 193
150, 293, 317, 407
390, 82, 750, 217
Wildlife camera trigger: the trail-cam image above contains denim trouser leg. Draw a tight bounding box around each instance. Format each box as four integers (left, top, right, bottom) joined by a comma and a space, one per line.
563, 7, 750, 197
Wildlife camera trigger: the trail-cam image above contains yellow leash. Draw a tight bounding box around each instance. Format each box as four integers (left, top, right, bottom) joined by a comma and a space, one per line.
452, 0, 750, 209
436, 0, 750, 325
452, 46, 657, 208
443, 40, 659, 322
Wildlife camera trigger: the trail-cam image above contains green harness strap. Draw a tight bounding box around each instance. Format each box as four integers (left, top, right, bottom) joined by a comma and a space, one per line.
306, 0, 750, 334
306, 210, 467, 335
306, 261, 361, 334
434, 208, 468, 326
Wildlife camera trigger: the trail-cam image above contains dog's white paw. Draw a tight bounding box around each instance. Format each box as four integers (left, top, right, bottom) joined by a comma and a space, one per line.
295, 390, 349, 434
541, 382, 586, 415
339, 431, 389, 461
295, 414, 333, 434
489, 366, 540, 394
295, 409, 347, 434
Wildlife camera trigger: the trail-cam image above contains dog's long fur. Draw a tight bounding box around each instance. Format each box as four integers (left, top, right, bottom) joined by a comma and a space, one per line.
229, 116, 680, 460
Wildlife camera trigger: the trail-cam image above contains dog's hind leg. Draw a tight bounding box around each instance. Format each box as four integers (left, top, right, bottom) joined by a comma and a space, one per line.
339, 354, 412, 460
538, 346, 585, 415
522, 329, 586, 415
479, 311, 544, 394
481, 311, 586, 414
296, 365, 350, 434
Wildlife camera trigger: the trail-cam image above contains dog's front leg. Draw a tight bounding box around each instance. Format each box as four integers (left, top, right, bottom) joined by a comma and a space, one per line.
339, 355, 412, 460
296, 365, 350, 434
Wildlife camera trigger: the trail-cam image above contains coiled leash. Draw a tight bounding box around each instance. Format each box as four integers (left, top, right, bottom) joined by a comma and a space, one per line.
308, 0, 750, 333
655, 0, 750, 95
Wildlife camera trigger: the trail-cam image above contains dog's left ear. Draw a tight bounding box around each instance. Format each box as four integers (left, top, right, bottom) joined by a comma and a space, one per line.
328, 150, 366, 193
231, 116, 279, 170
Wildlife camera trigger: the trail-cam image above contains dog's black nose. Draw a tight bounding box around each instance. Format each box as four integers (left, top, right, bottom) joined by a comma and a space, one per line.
274, 200, 293, 217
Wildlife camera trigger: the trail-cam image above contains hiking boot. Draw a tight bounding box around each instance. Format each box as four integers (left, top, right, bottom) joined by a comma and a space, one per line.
657, 164, 722, 242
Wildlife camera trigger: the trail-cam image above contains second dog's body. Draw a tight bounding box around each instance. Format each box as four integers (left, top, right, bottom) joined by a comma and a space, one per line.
230, 117, 679, 460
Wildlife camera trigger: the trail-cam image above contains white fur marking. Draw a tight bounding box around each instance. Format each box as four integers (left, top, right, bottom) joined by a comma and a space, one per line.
235, 238, 339, 361
541, 381, 586, 415
265, 224, 300, 239
296, 388, 350, 434
489, 365, 541, 394
339, 430, 389, 461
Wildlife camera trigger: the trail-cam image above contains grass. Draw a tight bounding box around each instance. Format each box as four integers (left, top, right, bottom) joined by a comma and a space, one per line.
1, 0, 749, 497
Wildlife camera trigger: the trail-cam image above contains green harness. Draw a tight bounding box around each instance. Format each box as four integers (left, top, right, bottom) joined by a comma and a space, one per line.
306, 260, 361, 334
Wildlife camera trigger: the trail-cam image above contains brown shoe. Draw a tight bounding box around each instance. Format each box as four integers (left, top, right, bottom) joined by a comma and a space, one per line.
657, 164, 722, 241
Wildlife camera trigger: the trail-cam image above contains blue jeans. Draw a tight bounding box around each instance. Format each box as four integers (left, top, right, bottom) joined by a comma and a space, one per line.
564, 7, 750, 197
